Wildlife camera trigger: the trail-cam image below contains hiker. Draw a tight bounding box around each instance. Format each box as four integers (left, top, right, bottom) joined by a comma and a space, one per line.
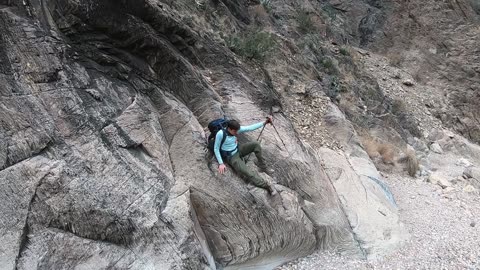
213, 116, 277, 195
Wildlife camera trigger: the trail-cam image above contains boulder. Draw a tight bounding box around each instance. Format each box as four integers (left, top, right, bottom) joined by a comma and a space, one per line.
456, 158, 473, 168
427, 129, 445, 142
319, 148, 408, 258
463, 167, 480, 188
463, 185, 477, 193
321, 104, 408, 258
0, 157, 57, 269
464, 167, 480, 179
402, 80, 414, 86
430, 142, 443, 154
428, 173, 452, 189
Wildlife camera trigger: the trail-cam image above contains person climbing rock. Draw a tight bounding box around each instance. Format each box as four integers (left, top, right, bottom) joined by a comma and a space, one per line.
213, 116, 277, 195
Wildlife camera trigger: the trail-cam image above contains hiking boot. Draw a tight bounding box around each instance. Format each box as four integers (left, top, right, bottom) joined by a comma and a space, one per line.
267, 184, 278, 196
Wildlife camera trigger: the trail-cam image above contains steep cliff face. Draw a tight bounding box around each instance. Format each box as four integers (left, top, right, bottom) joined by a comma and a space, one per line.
0, 0, 409, 269
347, 0, 480, 143
5, 0, 478, 269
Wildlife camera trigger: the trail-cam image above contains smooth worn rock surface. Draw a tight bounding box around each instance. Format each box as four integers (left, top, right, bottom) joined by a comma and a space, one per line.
319, 104, 407, 258
0, 1, 405, 269
3, 0, 478, 269
319, 148, 407, 259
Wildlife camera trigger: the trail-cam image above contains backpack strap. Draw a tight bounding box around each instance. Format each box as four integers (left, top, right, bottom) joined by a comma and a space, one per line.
219, 129, 239, 159
220, 128, 227, 149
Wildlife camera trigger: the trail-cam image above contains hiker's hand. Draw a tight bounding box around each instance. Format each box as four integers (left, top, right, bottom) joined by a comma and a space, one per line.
218, 164, 226, 174
265, 115, 273, 125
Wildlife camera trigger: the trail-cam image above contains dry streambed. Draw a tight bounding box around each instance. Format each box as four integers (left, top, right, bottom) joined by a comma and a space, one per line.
277, 161, 480, 269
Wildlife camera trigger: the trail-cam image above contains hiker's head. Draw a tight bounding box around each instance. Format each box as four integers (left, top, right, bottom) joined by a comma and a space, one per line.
227, 120, 240, 135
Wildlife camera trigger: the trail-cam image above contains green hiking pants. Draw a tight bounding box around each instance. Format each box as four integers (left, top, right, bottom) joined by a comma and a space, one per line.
226, 142, 268, 188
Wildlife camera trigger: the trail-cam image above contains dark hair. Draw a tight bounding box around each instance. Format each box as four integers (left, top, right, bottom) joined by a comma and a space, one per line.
227, 120, 240, 130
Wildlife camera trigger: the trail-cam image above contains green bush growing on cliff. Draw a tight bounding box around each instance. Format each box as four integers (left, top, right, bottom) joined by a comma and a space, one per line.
227, 30, 276, 61
297, 10, 315, 33
260, 0, 272, 12
320, 57, 337, 75
322, 4, 337, 19
339, 47, 350, 56
470, 0, 480, 14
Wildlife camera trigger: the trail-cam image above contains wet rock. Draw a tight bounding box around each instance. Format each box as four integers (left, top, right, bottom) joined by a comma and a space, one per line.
427, 129, 445, 142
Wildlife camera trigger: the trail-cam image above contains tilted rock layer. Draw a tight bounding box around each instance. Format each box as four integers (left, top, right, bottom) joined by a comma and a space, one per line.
0, 0, 435, 269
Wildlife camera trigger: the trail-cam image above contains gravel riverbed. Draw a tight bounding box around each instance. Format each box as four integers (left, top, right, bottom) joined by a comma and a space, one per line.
276, 172, 480, 269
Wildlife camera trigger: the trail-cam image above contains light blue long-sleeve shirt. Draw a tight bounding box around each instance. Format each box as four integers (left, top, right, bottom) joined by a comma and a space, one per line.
214, 121, 264, 164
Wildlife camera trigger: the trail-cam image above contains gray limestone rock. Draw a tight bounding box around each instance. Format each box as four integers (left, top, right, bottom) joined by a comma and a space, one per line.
463, 167, 480, 188
402, 80, 414, 86
321, 104, 408, 258
430, 142, 444, 154
428, 173, 452, 189
464, 167, 480, 179
0, 0, 409, 269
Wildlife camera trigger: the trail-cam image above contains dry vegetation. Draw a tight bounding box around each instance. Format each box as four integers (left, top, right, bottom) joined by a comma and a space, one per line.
252, 4, 269, 24
362, 137, 395, 165
361, 136, 419, 177
402, 149, 419, 177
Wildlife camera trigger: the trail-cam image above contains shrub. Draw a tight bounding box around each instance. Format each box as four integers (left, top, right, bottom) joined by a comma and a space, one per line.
322, 58, 334, 69
405, 149, 419, 177
362, 137, 396, 165
260, 0, 272, 12
298, 34, 322, 51
252, 4, 269, 25
226, 30, 276, 61
322, 4, 337, 20
297, 10, 315, 33
396, 149, 419, 177
326, 76, 340, 98
391, 99, 406, 114
321, 57, 337, 74
377, 144, 395, 165
363, 138, 380, 159
339, 47, 349, 56
470, 0, 480, 14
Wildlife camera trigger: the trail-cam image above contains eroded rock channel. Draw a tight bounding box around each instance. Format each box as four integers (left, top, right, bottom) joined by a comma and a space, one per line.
5, 0, 477, 269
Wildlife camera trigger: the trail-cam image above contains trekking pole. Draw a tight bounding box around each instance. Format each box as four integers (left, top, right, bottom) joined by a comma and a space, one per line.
267, 106, 287, 149
256, 123, 266, 141
270, 121, 287, 149
244, 117, 268, 163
